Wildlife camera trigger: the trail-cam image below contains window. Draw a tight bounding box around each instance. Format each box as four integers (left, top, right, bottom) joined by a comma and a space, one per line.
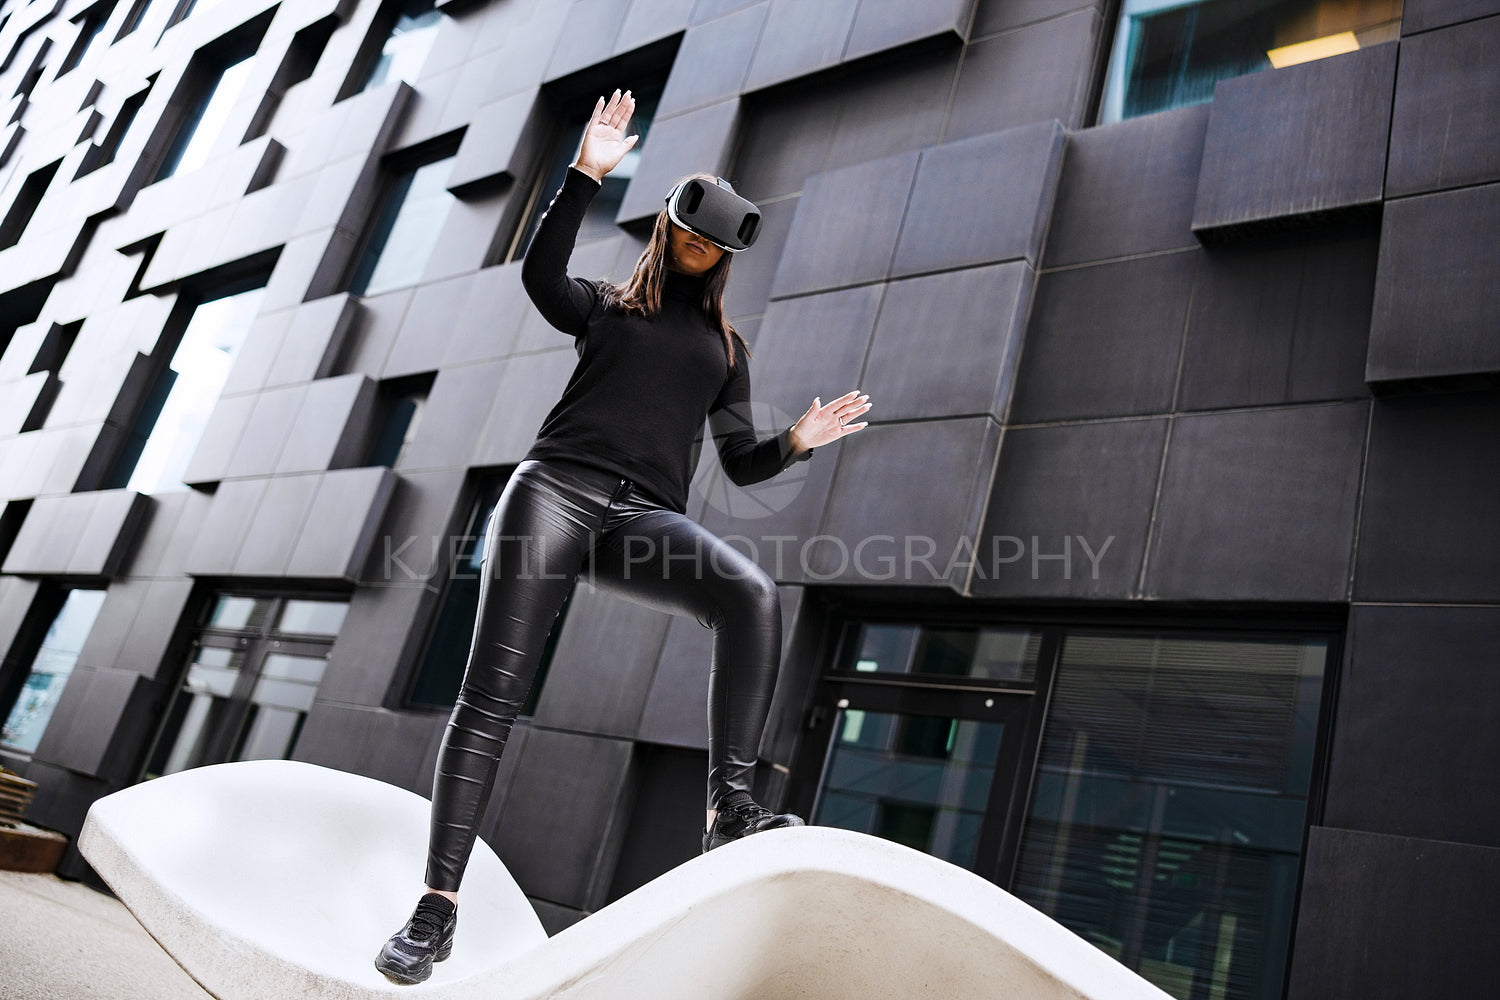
366, 373, 432, 467
509, 80, 664, 261
359, 0, 442, 93
142, 594, 348, 779
153, 48, 255, 181
58, 1, 117, 76
1, 589, 107, 754
107, 283, 265, 492
77, 79, 152, 177
17, 320, 79, 433
347, 152, 457, 296
244, 17, 335, 141
1100, 0, 1403, 123
1013, 632, 1327, 1000
795, 618, 1335, 1000
118, 0, 156, 38
405, 476, 573, 715
0, 158, 61, 250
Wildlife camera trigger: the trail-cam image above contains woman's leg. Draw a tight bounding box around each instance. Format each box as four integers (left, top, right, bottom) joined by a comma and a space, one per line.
424, 462, 607, 895
584, 505, 784, 815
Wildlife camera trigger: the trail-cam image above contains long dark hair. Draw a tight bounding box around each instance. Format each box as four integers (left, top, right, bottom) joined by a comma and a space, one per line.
597, 172, 751, 370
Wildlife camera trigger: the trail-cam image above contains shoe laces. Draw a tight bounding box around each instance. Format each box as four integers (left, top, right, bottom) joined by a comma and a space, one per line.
721, 799, 773, 826
409, 901, 450, 941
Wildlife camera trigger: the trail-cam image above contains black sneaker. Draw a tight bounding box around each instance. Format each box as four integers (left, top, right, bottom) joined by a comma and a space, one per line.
702, 799, 805, 853
374, 892, 457, 985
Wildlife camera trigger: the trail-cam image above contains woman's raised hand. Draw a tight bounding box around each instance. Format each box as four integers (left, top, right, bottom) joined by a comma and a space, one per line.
572, 90, 638, 183
790, 390, 872, 452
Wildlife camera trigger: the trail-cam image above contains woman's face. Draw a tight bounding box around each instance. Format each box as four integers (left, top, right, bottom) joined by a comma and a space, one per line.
665, 221, 725, 276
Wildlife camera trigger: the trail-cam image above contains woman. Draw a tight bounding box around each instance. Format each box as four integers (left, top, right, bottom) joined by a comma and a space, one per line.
375, 89, 873, 985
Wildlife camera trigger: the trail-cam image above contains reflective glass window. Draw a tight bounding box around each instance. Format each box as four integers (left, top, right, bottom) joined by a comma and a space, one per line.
155, 52, 255, 180
348, 155, 457, 296
122, 286, 265, 493
814, 708, 1006, 869
146, 594, 348, 779
277, 600, 349, 636
1100, 0, 1403, 122
512, 82, 663, 259
362, 1, 442, 92
60, 3, 116, 75
836, 623, 1040, 685
1, 590, 107, 753
1013, 632, 1328, 999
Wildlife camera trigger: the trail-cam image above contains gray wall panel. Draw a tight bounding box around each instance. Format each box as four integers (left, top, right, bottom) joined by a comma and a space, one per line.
655, 2, 766, 117
1353, 388, 1500, 602
1145, 402, 1368, 602
1179, 222, 1379, 410
1325, 605, 1500, 847
943, 8, 1098, 141
1367, 182, 1500, 383
493, 727, 633, 909
861, 262, 1033, 422
531, 580, 672, 738
1387, 15, 1500, 196
1288, 827, 1500, 1000
768, 151, 919, 297
285, 466, 397, 580
1043, 103, 1209, 266
810, 416, 1000, 589
1192, 44, 1397, 236
1401, 0, 1500, 34
743, 0, 861, 91
975, 418, 1167, 599
1010, 250, 1197, 422
318, 583, 434, 707
892, 120, 1064, 275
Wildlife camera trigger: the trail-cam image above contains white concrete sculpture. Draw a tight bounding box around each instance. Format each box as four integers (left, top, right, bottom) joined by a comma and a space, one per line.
80, 759, 1176, 1000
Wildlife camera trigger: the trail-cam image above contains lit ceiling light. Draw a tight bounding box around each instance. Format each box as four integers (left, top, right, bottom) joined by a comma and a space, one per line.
1267, 31, 1360, 69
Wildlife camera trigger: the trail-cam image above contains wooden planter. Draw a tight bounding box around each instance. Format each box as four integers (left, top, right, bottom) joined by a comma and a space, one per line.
0, 768, 67, 874
0, 768, 37, 825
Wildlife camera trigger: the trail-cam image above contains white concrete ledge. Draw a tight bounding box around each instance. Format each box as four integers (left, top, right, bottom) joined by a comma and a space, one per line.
81, 759, 1175, 1000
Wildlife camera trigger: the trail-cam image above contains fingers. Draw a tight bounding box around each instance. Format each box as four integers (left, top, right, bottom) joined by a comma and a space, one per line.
600, 89, 621, 123
590, 90, 636, 138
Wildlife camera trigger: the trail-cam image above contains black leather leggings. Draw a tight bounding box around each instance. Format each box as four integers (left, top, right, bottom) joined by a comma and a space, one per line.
425, 456, 784, 892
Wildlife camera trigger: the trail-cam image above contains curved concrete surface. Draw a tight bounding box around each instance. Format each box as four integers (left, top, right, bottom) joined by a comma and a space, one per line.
80, 759, 1175, 1000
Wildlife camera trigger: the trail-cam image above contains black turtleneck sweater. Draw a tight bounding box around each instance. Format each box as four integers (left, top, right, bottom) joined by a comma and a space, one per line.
519, 166, 813, 514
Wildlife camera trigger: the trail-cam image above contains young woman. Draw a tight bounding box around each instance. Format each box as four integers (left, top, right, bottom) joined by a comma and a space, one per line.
375, 89, 873, 985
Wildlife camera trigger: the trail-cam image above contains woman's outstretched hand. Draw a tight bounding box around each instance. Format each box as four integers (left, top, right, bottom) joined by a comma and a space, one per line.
789, 390, 872, 453
572, 89, 638, 183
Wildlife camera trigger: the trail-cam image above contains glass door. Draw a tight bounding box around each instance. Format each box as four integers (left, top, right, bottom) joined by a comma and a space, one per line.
790, 621, 1058, 883
142, 594, 347, 779
808, 681, 1036, 875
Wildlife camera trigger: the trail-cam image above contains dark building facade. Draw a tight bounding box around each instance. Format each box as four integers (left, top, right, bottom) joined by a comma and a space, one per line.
0, 0, 1495, 997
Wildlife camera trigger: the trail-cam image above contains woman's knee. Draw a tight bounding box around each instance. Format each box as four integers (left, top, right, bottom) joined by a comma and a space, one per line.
702, 561, 779, 629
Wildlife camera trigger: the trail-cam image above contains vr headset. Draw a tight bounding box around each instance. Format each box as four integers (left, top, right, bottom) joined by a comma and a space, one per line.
664, 177, 761, 253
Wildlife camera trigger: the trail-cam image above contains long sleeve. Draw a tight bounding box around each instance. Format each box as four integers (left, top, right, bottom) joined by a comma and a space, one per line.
521, 166, 603, 336
708, 345, 814, 487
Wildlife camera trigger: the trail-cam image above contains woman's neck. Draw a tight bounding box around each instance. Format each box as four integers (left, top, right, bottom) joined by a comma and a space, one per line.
663, 266, 709, 302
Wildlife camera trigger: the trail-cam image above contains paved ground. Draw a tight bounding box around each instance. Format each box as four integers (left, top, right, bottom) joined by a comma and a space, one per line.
0, 868, 211, 999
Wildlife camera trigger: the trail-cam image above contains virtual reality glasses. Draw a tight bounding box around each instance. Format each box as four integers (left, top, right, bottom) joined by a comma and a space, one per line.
664, 177, 761, 253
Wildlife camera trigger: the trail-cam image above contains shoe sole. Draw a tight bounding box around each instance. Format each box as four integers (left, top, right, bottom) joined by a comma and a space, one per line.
704, 816, 806, 852
374, 934, 451, 984
374, 956, 430, 985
